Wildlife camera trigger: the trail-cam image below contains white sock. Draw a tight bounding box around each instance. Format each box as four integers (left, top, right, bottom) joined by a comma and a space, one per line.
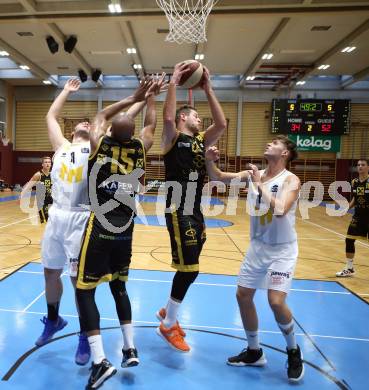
163, 298, 181, 328
88, 334, 105, 364
278, 320, 297, 350
121, 323, 135, 350
246, 330, 260, 350
346, 259, 354, 269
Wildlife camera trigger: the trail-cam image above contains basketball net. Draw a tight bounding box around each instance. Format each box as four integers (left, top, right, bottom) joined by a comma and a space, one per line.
1, 136, 9, 146
156, 0, 218, 44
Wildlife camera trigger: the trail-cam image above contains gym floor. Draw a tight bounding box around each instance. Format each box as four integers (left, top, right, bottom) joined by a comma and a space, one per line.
0, 193, 368, 389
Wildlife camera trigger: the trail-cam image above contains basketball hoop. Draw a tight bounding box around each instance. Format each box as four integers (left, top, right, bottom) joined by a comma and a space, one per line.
156, 0, 218, 44
1, 136, 9, 146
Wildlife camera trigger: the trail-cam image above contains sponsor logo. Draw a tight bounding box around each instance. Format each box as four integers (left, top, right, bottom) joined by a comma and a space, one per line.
185, 227, 197, 240
270, 271, 291, 279
269, 271, 291, 286
98, 233, 131, 241
357, 187, 365, 196
101, 180, 134, 193
192, 142, 203, 153
296, 135, 332, 151
97, 154, 106, 164
289, 134, 341, 152
81, 148, 90, 153
59, 163, 83, 183
178, 142, 191, 148
69, 258, 78, 275
271, 184, 279, 193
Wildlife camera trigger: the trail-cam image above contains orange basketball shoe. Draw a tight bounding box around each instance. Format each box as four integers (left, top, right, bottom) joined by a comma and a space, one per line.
156, 323, 190, 353
156, 308, 186, 337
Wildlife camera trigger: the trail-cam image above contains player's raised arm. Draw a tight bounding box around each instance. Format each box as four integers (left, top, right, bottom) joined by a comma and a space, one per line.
205, 146, 250, 184
201, 67, 227, 148
90, 77, 154, 155
162, 62, 190, 153
21, 171, 41, 198
139, 73, 167, 152
46, 78, 81, 151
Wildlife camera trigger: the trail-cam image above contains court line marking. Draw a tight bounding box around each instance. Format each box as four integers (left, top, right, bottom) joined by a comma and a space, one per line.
15, 271, 352, 295
18, 272, 68, 312
134, 228, 345, 241
0, 307, 368, 343
300, 218, 369, 249
0, 216, 33, 230
21, 291, 45, 312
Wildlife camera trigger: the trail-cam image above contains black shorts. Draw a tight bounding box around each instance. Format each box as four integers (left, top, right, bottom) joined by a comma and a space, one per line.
165, 209, 206, 272
77, 213, 134, 289
38, 203, 51, 224
347, 214, 369, 239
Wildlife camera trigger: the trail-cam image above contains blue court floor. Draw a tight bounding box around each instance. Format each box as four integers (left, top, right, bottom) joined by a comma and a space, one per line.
1, 263, 368, 389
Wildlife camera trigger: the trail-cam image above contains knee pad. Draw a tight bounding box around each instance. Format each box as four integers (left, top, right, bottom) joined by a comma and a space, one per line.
76, 288, 100, 332
345, 238, 355, 254
109, 279, 131, 323
109, 279, 127, 298
171, 271, 199, 301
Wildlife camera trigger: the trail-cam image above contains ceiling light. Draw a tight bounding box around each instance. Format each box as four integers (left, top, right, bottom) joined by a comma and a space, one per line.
195, 54, 204, 60
133, 64, 142, 69
341, 46, 356, 53
0, 51, 10, 56
296, 81, 306, 85
246, 76, 255, 80
126, 48, 136, 54
318, 64, 330, 70
16, 31, 34, 37
262, 53, 273, 60
109, 1, 122, 13
20, 65, 30, 70
43, 80, 52, 85
311, 25, 331, 31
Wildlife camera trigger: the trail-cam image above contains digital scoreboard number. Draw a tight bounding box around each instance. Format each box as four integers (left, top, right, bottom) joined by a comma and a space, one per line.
271, 99, 351, 135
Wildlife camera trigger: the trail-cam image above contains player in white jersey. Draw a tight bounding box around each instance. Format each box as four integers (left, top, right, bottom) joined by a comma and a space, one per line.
206, 135, 304, 382
35, 79, 92, 366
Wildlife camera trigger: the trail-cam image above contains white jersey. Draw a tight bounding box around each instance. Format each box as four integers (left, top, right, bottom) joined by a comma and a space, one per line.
51, 140, 90, 210
247, 169, 298, 244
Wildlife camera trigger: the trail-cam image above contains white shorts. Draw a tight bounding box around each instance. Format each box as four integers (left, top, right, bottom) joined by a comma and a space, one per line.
41, 205, 90, 276
238, 239, 298, 293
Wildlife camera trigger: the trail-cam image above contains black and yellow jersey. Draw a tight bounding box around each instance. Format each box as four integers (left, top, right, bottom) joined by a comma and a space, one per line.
36, 170, 52, 210
164, 131, 206, 212
351, 176, 369, 216
89, 135, 145, 227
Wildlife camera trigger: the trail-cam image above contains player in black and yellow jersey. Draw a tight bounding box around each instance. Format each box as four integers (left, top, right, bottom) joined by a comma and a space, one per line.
21, 156, 53, 223
156, 62, 227, 352
76, 75, 165, 389
336, 159, 369, 277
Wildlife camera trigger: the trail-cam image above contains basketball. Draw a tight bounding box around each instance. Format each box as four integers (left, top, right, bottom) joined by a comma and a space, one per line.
178, 60, 205, 89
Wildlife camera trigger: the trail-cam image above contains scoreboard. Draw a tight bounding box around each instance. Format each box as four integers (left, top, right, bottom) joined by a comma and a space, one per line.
271, 99, 351, 135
